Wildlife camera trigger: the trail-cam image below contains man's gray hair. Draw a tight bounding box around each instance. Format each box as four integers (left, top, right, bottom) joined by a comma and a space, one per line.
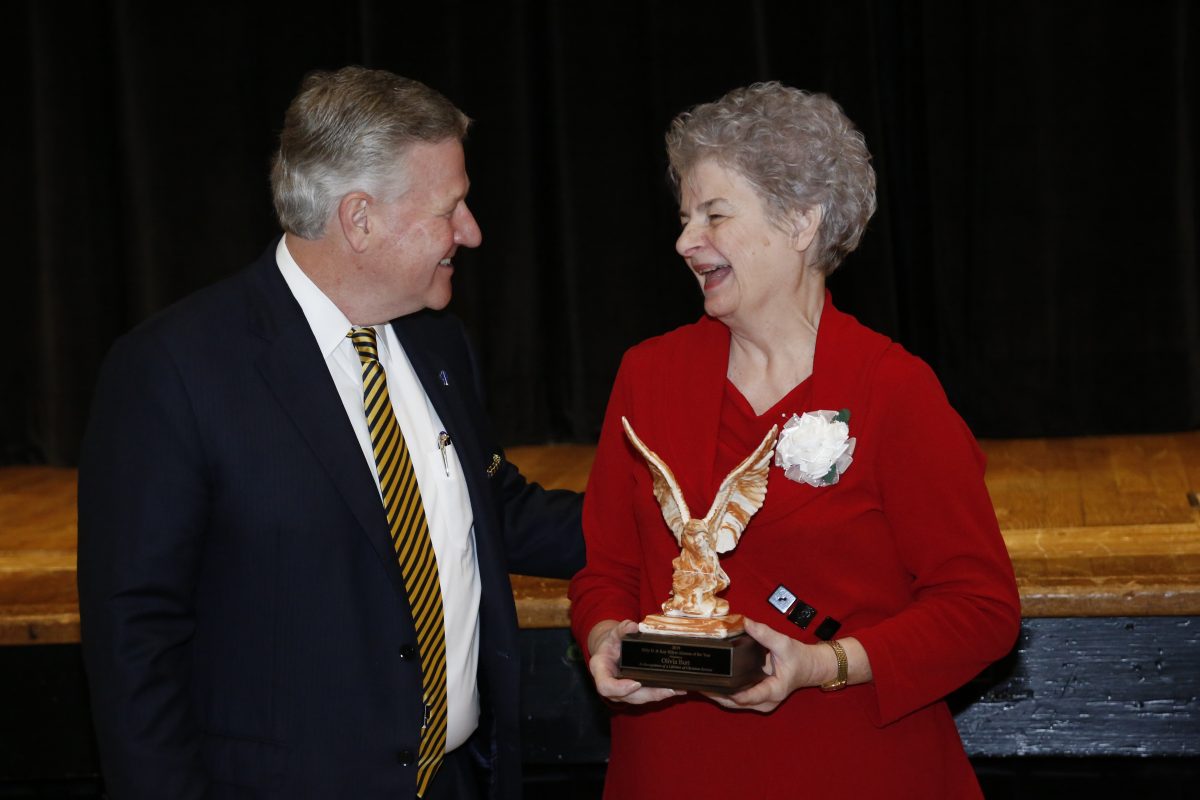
666, 82, 876, 274
271, 66, 470, 239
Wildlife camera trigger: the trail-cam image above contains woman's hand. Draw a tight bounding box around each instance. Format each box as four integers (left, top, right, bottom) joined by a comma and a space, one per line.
703, 617, 831, 713
587, 619, 686, 705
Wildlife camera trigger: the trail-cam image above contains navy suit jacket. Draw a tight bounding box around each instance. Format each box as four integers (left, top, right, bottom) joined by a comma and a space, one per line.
78, 242, 584, 799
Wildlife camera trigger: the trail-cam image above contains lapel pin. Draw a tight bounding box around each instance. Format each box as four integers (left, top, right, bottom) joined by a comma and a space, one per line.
486, 453, 501, 477
438, 370, 449, 387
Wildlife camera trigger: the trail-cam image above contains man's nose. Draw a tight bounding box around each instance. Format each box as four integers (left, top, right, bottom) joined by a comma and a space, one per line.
454, 203, 482, 248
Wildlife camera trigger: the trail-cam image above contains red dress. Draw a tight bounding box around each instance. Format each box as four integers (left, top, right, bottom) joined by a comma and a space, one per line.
569, 294, 1021, 798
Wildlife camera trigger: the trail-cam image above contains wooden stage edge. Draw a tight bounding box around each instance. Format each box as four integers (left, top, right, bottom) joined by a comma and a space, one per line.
2, 432, 1199, 644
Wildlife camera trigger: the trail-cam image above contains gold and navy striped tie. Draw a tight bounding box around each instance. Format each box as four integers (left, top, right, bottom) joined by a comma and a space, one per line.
348, 327, 448, 796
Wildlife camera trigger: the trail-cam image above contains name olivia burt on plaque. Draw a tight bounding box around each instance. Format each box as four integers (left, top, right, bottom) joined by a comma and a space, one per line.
618, 417, 777, 693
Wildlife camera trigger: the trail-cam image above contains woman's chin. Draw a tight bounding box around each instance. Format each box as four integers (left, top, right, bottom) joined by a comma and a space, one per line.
703, 294, 737, 321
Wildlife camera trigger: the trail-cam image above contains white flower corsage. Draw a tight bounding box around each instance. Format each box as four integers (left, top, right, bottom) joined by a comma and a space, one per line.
774, 409, 856, 487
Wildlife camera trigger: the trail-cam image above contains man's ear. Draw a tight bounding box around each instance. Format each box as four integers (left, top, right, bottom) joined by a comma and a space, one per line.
792, 205, 823, 253
338, 192, 372, 253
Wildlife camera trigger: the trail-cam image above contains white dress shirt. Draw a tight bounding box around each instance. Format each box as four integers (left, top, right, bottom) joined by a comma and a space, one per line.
276, 237, 481, 752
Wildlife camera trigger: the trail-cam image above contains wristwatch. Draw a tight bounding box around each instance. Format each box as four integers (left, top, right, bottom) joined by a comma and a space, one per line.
820, 640, 848, 692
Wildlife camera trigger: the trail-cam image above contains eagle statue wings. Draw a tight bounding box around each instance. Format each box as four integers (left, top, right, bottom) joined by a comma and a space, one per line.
622, 417, 777, 619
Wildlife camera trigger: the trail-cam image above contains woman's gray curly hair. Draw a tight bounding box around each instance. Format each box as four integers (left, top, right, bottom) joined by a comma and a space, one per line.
666, 82, 876, 274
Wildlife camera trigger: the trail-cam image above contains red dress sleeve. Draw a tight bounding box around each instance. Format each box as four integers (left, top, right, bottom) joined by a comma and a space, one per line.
568, 351, 645, 656
852, 353, 1022, 726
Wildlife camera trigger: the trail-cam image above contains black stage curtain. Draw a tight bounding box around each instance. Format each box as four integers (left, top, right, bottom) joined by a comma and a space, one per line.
4, 0, 1198, 466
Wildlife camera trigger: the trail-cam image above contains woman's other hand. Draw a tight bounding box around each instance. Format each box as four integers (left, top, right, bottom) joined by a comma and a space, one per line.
586, 619, 687, 705
705, 617, 872, 713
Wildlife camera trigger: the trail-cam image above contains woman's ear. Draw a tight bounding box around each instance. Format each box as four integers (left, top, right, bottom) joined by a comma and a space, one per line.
338, 192, 373, 253
792, 205, 823, 253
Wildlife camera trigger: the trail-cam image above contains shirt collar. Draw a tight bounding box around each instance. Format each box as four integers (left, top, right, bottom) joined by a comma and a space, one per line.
275, 236, 380, 359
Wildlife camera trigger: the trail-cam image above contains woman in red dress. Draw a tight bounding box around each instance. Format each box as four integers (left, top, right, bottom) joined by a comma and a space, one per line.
569, 83, 1021, 798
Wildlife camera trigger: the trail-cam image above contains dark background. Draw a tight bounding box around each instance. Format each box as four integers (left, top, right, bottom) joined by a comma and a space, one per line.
3, 5, 1199, 796
4, 0, 1198, 467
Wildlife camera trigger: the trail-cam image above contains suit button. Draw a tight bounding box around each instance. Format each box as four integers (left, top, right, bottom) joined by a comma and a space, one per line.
397, 749, 416, 766
398, 644, 417, 660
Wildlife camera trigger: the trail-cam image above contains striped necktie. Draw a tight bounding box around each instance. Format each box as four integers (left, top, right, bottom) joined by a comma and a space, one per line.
348, 326, 448, 796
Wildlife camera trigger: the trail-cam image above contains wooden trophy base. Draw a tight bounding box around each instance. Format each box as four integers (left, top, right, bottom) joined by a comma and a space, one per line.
618, 614, 767, 693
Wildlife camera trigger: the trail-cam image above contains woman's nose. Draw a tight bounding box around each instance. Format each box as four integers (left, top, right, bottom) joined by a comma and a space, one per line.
676, 222, 701, 257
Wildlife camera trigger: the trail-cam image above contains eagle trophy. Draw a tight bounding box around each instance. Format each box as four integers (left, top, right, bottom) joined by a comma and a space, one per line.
622, 417, 778, 638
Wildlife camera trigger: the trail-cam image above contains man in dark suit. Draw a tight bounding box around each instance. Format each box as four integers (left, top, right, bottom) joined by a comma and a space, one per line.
77, 66, 583, 800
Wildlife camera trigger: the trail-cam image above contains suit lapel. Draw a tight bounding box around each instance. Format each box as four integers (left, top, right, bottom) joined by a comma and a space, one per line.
389, 313, 506, 598
389, 314, 490, 519
246, 256, 407, 595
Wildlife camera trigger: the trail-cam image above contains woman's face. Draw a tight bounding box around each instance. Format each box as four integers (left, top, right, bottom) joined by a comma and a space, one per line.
676, 159, 817, 326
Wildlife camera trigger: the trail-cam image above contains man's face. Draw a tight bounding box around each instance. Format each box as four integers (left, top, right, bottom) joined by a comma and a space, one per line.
364, 139, 481, 317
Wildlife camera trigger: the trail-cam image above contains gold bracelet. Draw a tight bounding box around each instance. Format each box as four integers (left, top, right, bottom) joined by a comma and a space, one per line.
819, 640, 848, 692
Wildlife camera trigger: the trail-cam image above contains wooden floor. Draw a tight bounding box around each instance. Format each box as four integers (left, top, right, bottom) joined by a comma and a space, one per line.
2, 432, 1199, 643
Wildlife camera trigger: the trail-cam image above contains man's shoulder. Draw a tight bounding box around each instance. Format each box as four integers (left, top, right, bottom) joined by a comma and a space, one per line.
109, 244, 279, 360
